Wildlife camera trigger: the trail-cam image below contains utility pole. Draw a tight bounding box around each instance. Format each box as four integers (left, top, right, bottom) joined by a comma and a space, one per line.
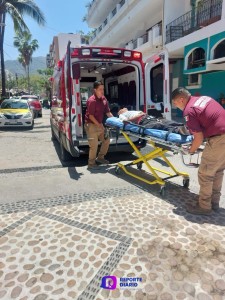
15, 73, 18, 94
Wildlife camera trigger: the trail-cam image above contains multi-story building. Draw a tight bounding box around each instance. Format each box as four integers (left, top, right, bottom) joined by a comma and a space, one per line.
86, 0, 225, 109
46, 33, 89, 68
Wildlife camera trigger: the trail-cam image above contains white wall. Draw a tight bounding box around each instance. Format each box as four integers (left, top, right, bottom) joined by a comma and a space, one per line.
57, 34, 81, 60
164, 0, 191, 27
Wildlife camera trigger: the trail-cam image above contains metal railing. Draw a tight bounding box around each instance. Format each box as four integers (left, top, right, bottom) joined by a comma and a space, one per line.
125, 21, 162, 49
112, 7, 117, 17
98, 25, 102, 32
133, 39, 138, 49
140, 32, 148, 44
120, 0, 125, 7
166, 0, 223, 43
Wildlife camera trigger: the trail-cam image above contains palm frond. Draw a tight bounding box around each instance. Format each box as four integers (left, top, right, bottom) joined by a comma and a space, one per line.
6, 3, 29, 33
12, 0, 46, 26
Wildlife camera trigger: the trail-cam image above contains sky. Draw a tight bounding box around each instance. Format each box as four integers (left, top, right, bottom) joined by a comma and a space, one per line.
4, 0, 90, 64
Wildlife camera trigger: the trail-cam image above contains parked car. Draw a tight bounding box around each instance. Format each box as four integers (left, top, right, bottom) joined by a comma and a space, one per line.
0, 99, 34, 129
20, 95, 42, 118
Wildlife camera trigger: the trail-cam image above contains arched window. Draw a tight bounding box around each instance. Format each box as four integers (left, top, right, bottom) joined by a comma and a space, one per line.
187, 48, 205, 69
214, 40, 225, 59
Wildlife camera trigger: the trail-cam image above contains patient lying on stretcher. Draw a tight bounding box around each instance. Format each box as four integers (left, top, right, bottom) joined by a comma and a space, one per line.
118, 108, 190, 135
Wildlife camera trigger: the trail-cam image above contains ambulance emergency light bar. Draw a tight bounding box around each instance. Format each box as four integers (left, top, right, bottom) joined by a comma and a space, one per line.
71, 47, 142, 60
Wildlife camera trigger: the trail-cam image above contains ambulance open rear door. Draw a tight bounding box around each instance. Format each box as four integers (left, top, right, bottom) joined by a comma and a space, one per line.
145, 50, 171, 120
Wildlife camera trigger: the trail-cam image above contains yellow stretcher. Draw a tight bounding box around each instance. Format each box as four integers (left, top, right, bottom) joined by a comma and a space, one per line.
114, 130, 192, 196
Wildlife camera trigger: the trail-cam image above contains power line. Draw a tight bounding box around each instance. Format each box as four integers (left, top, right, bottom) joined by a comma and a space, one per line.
3, 50, 25, 74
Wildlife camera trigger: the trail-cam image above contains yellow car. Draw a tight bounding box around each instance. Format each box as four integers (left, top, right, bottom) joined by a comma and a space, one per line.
0, 99, 34, 129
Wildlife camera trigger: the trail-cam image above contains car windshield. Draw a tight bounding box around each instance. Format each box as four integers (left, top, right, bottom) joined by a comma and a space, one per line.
1, 101, 29, 109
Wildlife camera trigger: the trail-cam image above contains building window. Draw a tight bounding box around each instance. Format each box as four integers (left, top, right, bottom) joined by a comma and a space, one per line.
188, 73, 201, 85
214, 39, 225, 59
150, 63, 163, 103
188, 48, 206, 69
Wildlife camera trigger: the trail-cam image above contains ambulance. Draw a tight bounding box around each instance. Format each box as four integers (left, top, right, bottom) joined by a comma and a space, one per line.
50, 42, 171, 161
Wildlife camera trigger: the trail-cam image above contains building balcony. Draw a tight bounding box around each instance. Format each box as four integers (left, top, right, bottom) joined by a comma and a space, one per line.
125, 22, 162, 51
166, 0, 223, 44
89, 0, 163, 48
87, 0, 121, 27
89, 0, 127, 44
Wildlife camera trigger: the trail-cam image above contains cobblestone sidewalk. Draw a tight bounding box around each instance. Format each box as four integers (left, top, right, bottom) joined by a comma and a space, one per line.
1, 186, 225, 300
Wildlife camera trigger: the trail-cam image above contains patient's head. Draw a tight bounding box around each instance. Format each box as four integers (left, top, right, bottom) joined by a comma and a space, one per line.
118, 108, 128, 115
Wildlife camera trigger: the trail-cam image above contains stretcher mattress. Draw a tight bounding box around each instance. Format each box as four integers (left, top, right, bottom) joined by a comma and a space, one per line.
106, 117, 193, 144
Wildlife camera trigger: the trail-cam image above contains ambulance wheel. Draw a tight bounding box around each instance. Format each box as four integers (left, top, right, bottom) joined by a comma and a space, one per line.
183, 178, 190, 188
51, 127, 56, 141
115, 166, 121, 175
29, 121, 34, 130
137, 162, 142, 170
160, 186, 165, 197
60, 135, 71, 162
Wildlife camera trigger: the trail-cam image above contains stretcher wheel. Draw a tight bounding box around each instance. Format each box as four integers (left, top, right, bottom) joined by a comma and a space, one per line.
183, 178, 190, 188
160, 186, 166, 197
115, 166, 121, 175
137, 162, 142, 170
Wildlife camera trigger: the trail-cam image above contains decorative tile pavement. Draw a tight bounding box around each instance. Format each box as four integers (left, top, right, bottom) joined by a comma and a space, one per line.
0, 187, 225, 299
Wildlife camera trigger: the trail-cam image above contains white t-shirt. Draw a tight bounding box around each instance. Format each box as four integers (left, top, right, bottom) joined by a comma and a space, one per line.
119, 111, 143, 121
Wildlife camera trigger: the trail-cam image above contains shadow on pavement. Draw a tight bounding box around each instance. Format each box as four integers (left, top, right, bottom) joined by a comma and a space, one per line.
67, 167, 84, 180
34, 125, 51, 129
52, 139, 136, 172
0, 127, 33, 132
107, 164, 225, 226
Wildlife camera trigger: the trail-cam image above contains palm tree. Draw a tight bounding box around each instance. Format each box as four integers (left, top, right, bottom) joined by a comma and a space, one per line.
14, 31, 39, 93
0, 0, 45, 98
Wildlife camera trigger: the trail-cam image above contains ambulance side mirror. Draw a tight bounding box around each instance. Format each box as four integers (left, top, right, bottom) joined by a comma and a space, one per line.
72, 63, 80, 79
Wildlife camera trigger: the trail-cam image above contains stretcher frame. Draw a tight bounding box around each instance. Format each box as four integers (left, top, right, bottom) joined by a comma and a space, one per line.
108, 127, 191, 195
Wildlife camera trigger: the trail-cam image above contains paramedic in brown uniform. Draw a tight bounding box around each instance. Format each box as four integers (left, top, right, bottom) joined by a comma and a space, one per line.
85, 81, 113, 169
172, 87, 225, 215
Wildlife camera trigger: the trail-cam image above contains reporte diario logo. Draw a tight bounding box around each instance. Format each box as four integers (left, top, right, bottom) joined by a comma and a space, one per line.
100, 276, 117, 290
101, 276, 142, 290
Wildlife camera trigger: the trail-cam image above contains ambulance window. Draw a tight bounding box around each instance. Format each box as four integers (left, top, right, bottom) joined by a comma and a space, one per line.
108, 81, 118, 102
150, 63, 163, 103
72, 63, 80, 79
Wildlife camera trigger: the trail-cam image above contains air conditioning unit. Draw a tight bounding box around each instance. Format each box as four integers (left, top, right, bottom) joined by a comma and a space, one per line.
137, 37, 143, 47
148, 30, 153, 47
153, 35, 162, 47
127, 41, 134, 50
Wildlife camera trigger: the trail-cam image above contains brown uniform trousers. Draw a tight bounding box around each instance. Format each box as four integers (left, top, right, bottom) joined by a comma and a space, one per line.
84, 123, 110, 166
198, 134, 225, 209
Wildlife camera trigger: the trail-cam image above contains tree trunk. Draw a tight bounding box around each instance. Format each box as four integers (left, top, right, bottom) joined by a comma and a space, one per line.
27, 64, 30, 93
0, 12, 6, 98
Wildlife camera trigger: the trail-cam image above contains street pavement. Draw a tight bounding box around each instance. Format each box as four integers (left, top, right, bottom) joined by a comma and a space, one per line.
0, 110, 225, 300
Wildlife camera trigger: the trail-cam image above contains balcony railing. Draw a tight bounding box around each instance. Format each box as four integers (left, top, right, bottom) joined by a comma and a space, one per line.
89, 1, 126, 43
125, 22, 162, 50
166, 0, 223, 43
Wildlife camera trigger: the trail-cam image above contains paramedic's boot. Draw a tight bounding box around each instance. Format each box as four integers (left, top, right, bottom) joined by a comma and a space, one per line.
87, 163, 100, 170
186, 204, 212, 216
96, 157, 109, 165
212, 203, 220, 212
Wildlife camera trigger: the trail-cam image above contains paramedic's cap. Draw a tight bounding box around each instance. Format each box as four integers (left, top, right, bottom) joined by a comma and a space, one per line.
93, 81, 103, 89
